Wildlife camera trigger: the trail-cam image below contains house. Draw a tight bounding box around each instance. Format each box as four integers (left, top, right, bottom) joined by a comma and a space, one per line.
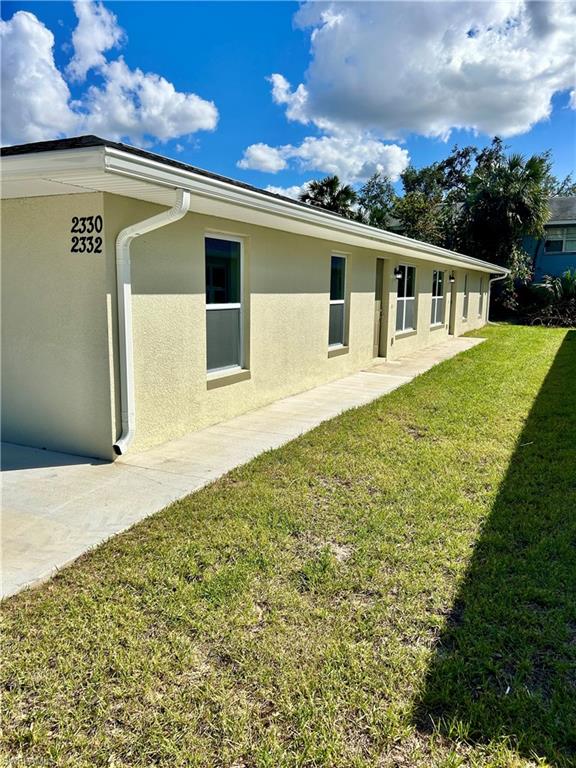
524, 197, 576, 282
1, 136, 507, 461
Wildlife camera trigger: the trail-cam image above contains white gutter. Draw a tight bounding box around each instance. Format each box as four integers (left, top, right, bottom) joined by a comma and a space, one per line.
103, 147, 508, 276
113, 188, 191, 455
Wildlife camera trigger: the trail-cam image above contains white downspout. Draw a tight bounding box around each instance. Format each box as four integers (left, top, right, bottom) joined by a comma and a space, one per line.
487, 272, 508, 324
113, 188, 191, 455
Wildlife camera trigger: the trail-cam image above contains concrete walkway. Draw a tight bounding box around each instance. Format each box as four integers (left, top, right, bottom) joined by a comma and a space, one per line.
1, 336, 483, 598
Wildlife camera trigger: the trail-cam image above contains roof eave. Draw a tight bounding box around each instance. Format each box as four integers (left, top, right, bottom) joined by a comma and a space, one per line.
103, 145, 508, 275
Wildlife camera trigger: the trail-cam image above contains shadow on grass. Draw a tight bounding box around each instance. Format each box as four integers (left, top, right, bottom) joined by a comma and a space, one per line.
416, 330, 576, 766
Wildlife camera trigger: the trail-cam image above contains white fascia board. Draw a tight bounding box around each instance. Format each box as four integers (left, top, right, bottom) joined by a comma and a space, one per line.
103, 147, 508, 275
2, 145, 508, 275
1, 147, 105, 181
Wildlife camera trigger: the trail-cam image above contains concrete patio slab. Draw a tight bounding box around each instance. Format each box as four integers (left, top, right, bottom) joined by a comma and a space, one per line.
1, 336, 484, 598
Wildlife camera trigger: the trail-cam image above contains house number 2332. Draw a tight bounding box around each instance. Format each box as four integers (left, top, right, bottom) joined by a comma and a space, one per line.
71, 215, 103, 253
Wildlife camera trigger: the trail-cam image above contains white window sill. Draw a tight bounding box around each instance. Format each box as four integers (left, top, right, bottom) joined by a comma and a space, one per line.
328, 344, 349, 358
395, 328, 416, 337
207, 366, 251, 390
430, 322, 444, 329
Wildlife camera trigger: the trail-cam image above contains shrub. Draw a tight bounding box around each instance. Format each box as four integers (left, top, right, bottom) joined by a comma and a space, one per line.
524, 269, 576, 327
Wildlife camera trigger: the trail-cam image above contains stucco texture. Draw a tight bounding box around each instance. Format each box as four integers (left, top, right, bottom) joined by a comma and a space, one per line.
2, 192, 491, 458
1, 193, 117, 459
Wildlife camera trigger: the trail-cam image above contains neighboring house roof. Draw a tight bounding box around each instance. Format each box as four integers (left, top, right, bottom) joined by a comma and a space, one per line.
0, 135, 507, 275
547, 196, 576, 226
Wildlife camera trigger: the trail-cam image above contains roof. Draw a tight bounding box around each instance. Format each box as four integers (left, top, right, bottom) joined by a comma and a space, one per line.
547, 196, 576, 225
0, 135, 508, 275
1, 135, 323, 216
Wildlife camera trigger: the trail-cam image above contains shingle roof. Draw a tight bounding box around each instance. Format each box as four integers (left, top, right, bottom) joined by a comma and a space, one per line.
548, 196, 576, 224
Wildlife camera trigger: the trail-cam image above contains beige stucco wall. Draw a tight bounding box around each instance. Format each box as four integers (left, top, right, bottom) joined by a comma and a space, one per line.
2, 192, 491, 459
1, 193, 117, 459
104, 195, 381, 453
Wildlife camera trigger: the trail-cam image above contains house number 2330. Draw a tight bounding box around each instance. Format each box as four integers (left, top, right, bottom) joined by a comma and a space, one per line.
71, 215, 103, 253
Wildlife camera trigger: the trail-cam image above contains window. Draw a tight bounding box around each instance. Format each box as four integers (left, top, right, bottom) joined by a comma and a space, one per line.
329, 255, 347, 346
396, 265, 416, 333
462, 274, 469, 320
544, 227, 576, 253
479, 276, 484, 317
430, 270, 444, 326
205, 236, 243, 373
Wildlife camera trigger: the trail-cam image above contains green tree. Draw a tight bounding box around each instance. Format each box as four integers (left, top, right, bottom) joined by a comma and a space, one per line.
461, 151, 551, 307
462, 152, 550, 267
394, 144, 478, 248
394, 190, 444, 245
545, 172, 576, 197
299, 175, 357, 217
356, 172, 397, 228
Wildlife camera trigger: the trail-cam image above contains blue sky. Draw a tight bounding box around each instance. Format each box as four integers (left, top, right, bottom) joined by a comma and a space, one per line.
2, 1, 575, 195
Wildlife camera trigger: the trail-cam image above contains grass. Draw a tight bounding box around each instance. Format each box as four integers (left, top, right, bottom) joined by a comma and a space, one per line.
2, 324, 575, 768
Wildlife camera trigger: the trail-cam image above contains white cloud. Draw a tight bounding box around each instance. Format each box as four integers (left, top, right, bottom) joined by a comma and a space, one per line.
81, 59, 218, 143
0, 3, 219, 147
238, 142, 287, 172
269, 73, 310, 125
278, 1, 576, 139
265, 183, 310, 200
0, 12, 78, 144
238, 134, 409, 183
67, 0, 123, 81
289, 134, 409, 182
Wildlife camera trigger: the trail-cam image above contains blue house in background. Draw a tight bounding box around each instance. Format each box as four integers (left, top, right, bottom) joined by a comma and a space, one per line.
524, 197, 576, 282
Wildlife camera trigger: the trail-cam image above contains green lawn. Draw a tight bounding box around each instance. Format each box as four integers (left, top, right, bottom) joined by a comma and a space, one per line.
2, 325, 575, 768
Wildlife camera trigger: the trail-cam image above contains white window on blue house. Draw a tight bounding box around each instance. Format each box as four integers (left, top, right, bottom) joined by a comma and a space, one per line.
544, 227, 576, 253
205, 235, 243, 373
396, 265, 416, 333
329, 255, 347, 347
430, 270, 444, 326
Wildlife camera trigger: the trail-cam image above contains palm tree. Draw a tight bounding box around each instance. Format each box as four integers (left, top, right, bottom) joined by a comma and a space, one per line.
299, 175, 357, 218
463, 152, 551, 269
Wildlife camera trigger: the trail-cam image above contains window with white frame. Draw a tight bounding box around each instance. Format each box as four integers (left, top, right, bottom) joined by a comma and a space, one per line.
329, 255, 347, 346
462, 273, 469, 320
205, 235, 243, 373
430, 270, 444, 326
478, 276, 484, 317
396, 265, 416, 333
544, 226, 576, 253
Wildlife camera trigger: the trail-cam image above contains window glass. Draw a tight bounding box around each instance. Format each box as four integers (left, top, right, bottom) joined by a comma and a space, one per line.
206, 237, 240, 304
406, 265, 415, 297
405, 298, 416, 330
205, 237, 242, 372
330, 256, 346, 300
545, 238, 563, 253
396, 300, 404, 332
207, 308, 241, 371
566, 228, 576, 251
329, 255, 346, 346
397, 267, 406, 298
396, 265, 417, 332
463, 274, 469, 319
329, 303, 345, 346
431, 270, 444, 325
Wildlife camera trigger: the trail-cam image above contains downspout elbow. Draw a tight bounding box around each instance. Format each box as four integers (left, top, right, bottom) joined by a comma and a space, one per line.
113, 188, 191, 456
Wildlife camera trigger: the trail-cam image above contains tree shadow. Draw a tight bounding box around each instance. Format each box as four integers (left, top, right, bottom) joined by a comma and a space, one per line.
416, 330, 576, 766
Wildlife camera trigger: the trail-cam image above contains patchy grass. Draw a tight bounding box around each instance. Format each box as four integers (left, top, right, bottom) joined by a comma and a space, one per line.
2, 325, 575, 767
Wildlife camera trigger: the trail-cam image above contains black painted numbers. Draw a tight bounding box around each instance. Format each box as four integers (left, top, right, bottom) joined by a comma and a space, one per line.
71, 215, 103, 253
